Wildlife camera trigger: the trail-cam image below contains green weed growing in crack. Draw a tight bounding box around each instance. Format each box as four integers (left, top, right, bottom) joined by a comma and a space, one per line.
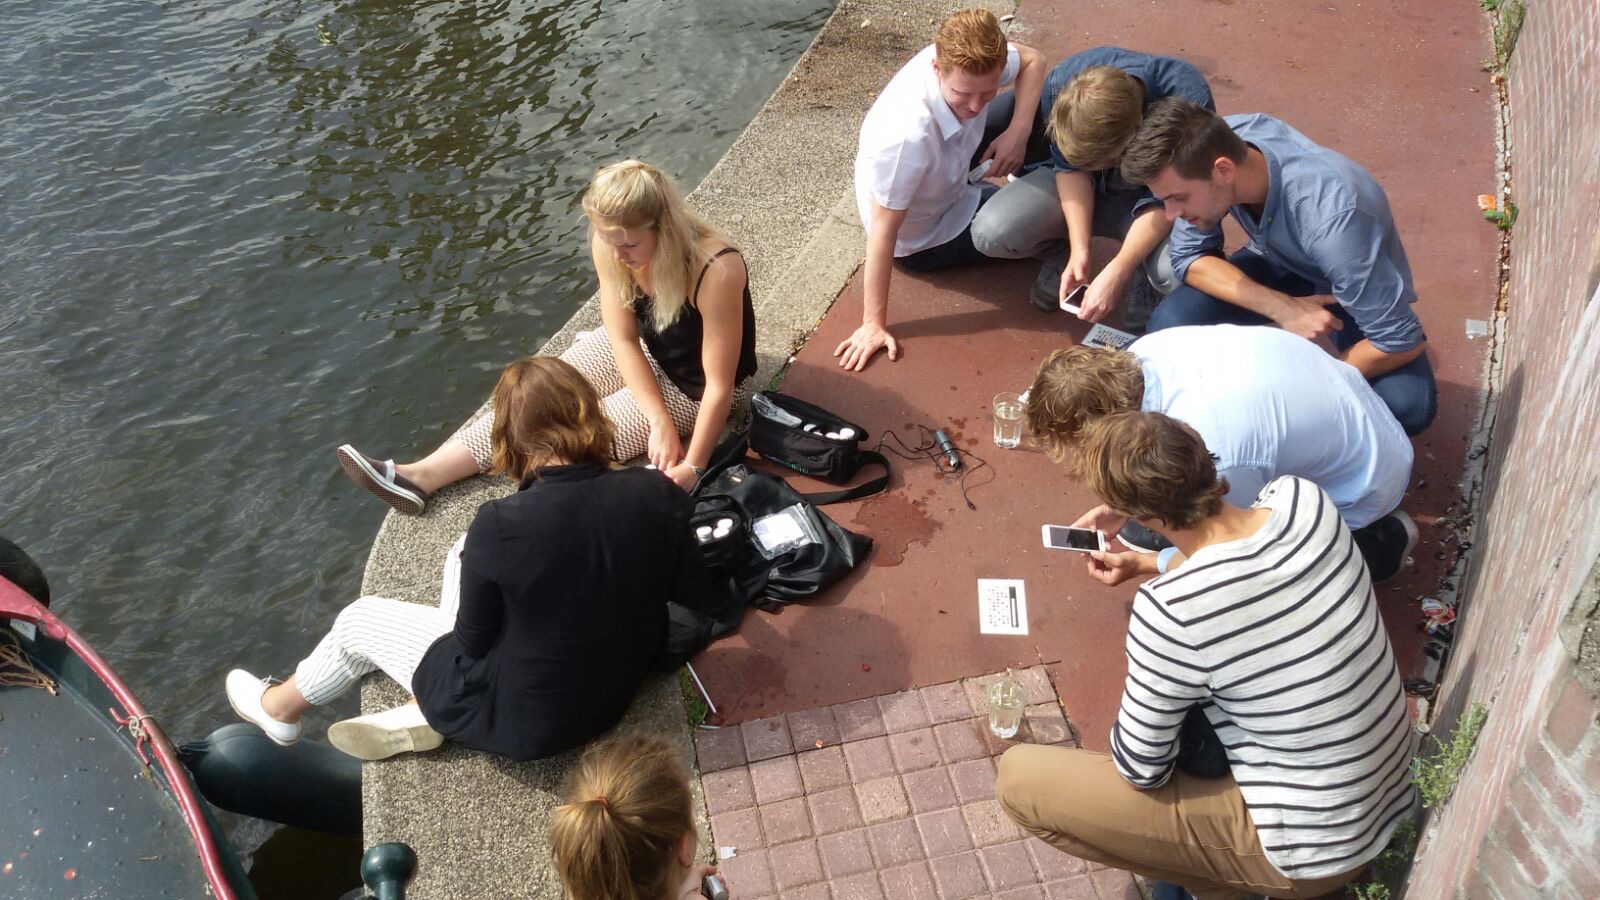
1481, 0, 1525, 73
1413, 703, 1490, 808
1483, 201, 1518, 231
679, 667, 709, 728
1345, 820, 1419, 900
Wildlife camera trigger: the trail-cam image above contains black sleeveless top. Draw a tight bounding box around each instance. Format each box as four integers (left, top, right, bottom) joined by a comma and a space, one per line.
633, 247, 758, 402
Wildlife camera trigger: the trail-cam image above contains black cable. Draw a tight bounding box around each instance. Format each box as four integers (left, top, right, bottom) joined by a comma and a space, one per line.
874, 429, 941, 465
950, 443, 991, 511
872, 427, 992, 510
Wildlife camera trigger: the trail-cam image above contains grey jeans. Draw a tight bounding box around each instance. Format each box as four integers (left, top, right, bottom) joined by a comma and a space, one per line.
968, 167, 1180, 293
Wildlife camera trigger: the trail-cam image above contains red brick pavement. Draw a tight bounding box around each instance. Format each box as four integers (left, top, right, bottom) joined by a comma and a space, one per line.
696, 667, 1142, 900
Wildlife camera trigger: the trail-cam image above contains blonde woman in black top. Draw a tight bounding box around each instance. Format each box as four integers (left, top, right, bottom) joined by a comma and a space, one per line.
338, 159, 758, 512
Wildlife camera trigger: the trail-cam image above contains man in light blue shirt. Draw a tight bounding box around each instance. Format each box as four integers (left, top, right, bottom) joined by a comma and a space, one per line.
1024, 325, 1418, 580
1119, 99, 1437, 436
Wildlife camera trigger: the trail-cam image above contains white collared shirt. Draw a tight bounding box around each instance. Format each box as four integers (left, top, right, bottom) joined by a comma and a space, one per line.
854, 44, 1020, 256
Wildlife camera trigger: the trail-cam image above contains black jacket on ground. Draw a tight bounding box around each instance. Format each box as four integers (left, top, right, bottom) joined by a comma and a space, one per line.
411, 462, 716, 760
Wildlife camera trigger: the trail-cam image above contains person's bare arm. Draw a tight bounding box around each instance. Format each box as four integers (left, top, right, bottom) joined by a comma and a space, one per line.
835, 202, 908, 371
1055, 170, 1094, 301
980, 44, 1046, 177
1183, 255, 1342, 341
1341, 337, 1426, 379
1085, 549, 1163, 586
1079, 207, 1173, 323
593, 237, 680, 468
666, 252, 746, 489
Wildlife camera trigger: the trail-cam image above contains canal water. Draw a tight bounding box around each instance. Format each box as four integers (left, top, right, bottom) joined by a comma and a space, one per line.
1, 0, 829, 843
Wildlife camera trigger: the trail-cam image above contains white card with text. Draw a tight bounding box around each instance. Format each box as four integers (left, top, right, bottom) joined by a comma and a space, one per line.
977, 578, 1028, 635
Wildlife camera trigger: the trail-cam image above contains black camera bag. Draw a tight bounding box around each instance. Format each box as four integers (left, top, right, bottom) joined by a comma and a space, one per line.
749, 391, 889, 493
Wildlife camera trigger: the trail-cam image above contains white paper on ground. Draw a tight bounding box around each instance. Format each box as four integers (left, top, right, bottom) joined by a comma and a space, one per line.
718, 847, 737, 860
977, 579, 1028, 635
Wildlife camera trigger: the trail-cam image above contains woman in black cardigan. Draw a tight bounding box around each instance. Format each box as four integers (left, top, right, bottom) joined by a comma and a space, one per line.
223, 356, 722, 760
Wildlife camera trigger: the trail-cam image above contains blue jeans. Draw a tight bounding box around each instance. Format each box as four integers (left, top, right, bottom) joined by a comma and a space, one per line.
1148, 250, 1438, 435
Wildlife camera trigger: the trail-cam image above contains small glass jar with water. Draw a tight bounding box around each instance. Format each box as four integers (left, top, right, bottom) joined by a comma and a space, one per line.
992, 391, 1024, 449
986, 674, 1026, 739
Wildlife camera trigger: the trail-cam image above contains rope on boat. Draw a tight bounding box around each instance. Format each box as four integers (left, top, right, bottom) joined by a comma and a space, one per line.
0, 629, 58, 695
110, 707, 157, 767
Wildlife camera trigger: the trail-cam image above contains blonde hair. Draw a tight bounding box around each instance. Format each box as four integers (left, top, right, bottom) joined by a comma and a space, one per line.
1048, 66, 1145, 171
1025, 346, 1145, 461
583, 160, 727, 333
934, 8, 1008, 76
490, 356, 615, 478
550, 734, 695, 900
1077, 411, 1228, 530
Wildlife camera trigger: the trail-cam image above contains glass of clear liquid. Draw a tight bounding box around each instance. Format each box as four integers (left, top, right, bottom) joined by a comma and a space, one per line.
986, 676, 1026, 739
992, 391, 1024, 449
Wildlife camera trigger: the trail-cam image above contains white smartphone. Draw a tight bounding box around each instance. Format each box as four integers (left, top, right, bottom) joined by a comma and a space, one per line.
1060, 284, 1087, 315
1041, 524, 1108, 553
967, 158, 993, 183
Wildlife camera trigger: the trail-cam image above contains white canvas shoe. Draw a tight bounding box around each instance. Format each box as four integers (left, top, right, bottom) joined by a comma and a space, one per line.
225, 669, 301, 746
327, 703, 444, 760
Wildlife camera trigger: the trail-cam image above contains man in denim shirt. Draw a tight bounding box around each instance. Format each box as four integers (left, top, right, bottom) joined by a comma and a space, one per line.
1120, 98, 1437, 435
969, 48, 1212, 325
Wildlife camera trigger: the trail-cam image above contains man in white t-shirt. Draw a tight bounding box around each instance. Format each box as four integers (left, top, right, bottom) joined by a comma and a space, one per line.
838, 7, 1045, 372
1024, 324, 1418, 580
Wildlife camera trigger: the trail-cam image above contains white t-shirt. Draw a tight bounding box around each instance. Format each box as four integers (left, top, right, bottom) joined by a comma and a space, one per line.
854, 44, 1020, 256
1132, 325, 1412, 529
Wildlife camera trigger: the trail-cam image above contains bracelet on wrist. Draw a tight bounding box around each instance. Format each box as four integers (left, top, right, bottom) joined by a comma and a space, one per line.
1156, 546, 1180, 575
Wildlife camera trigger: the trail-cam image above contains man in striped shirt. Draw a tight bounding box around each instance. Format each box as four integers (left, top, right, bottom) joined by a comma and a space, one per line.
996, 411, 1414, 899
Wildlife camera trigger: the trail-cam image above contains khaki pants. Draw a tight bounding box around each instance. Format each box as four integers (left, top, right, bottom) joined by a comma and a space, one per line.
995, 745, 1363, 900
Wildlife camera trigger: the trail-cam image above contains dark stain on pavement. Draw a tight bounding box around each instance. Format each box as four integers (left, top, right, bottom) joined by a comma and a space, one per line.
853, 489, 940, 566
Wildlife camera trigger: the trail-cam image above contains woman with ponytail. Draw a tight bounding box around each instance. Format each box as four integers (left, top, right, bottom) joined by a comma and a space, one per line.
337, 159, 758, 514
551, 734, 725, 900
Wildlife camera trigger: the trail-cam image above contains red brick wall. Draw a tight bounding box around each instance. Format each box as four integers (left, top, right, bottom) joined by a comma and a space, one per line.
1405, 2, 1600, 897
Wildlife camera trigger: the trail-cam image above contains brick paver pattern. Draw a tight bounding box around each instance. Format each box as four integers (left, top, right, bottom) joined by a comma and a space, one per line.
694, 666, 1144, 900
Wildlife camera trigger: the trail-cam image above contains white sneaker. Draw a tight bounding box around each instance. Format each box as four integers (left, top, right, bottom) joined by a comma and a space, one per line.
225, 669, 301, 746
327, 704, 444, 760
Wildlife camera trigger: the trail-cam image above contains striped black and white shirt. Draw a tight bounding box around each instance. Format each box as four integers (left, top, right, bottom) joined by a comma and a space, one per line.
1110, 476, 1414, 880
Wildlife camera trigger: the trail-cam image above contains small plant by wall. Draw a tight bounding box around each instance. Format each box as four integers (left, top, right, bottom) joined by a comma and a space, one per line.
1347, 820, 1419, 899
1481, 0, 1526, 73
1414, 703, 1490, 808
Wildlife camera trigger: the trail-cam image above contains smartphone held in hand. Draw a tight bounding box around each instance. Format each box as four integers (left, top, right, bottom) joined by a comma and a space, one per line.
1061, 284, 1087, 315
1042, 525, 1108, 553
